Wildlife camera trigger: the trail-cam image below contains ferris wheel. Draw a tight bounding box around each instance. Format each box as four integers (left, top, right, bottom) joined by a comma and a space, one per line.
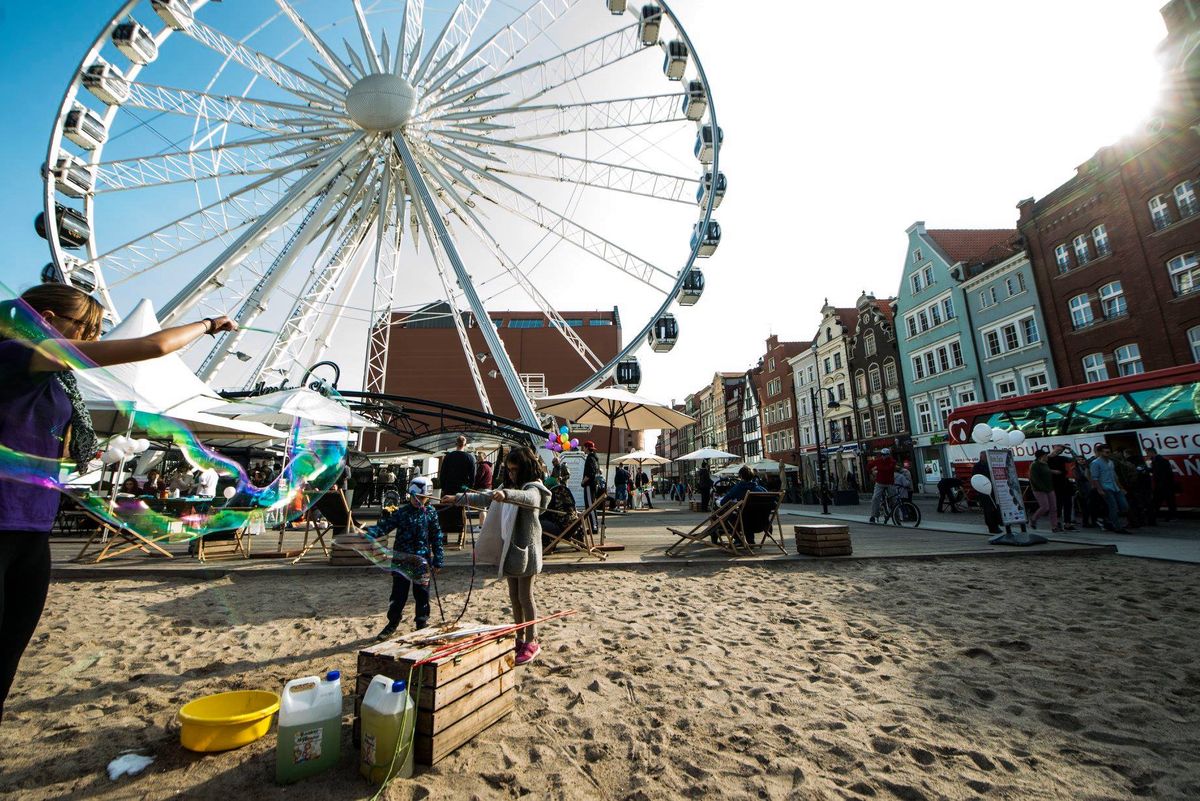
39, 0, 723, 430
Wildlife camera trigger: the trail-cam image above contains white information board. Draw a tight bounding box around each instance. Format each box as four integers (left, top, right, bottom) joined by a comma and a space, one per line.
986, 449, 1027, 525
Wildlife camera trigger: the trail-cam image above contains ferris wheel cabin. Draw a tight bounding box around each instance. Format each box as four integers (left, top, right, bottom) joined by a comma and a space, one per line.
638, 5, 662, 46
615, 357, 642, 392
63, 104, 108, 150
606, 0, 627, 14
113, 21, 159, 65
695, 124, 722, 164
663, 40, 689, 81
691, 220, 721, 257
682, 80, 707, 121
52, 154, 96, 198
697, 171, 726, 209
152, 0, 195, 31
42, 258, 98, 294
648, 314, 678, 352
679, 270, 704, 305
35, 204, 91, 250
82, 58, 130, 105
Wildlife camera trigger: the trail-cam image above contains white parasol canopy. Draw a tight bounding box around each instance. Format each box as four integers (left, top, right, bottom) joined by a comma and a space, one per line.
674, 447, 738, 461
203, 387, 377, 429
613, 450, 671, 465
534, 387, 694, 431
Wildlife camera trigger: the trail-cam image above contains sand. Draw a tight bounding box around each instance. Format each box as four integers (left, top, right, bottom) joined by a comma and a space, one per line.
2, 553, 1198, 800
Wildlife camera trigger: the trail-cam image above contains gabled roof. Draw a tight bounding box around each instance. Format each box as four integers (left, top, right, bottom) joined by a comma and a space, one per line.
873, 298, 896, 324
925, 228, 1019, 267
833, 307, 859, 334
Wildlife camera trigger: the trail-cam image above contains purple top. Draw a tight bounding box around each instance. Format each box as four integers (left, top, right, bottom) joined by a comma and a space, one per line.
0, 340, 71, 531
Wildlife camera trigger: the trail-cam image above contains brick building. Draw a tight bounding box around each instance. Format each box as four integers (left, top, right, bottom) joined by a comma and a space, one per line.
848, 292, 910, 470
753, 335, 808, 466
1017, 0, 1200, 383
720, 372, 745, 457
369, 302, 634, 454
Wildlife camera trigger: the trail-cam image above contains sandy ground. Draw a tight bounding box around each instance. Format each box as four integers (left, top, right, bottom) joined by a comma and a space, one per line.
2, 554, 1199, 800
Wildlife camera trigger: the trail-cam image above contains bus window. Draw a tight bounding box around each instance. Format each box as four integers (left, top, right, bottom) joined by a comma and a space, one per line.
1127, 382, 1200, 425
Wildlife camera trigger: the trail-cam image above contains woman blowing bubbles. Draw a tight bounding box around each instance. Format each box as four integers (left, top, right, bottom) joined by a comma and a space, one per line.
0, 283, 236, 723
443, 446, 550, 665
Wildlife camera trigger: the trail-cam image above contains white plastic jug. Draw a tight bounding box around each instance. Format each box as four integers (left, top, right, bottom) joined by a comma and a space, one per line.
275, 671, 343, 784
360, 675, 416, 783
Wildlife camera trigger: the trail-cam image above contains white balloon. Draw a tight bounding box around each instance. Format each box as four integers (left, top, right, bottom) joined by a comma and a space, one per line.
100, 448, 122, 465
971, 424, 992, 444
970, 474, 993, 494
134, 438, 151, 453
991, 431, 1010, 449
990, 427, 1008, 445
1008, 429, 1026, 447
223, 486, 237, 500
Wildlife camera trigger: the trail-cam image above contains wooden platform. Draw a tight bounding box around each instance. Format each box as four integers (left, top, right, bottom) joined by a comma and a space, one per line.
355, 624, 516, 765
794, 523, 853, 557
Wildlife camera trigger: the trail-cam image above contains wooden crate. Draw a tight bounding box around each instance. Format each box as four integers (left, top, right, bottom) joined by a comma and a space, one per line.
355, 625, 516, 765
794, 523, 852, 557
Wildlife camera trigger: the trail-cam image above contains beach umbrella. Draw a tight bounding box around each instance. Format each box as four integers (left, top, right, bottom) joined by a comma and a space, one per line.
613, 450, 671, 466
203, 387, 377, 429
674, 447, 738, 461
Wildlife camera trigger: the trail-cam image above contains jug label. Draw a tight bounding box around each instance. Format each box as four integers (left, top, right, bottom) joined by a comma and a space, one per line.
293, 727, 322, 763
363, 733, 377, 767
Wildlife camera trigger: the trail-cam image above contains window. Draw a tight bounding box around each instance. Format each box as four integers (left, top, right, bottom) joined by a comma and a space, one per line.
767, 377, 781, 396
1092, 224, 1111, 257
588, 318, 613, 326
1150, 194, 1174, 231
1055, 244, 1071, 272
1005, 275, 1025, 297
937, 347, 950, 372
890, 403, 905, 434
957, 388, 977, 407
979, 287, 997, 308
1022, 317, 1040, 345
869, 365, 881, 392
1176, 180, 1199, 218
562, 318, 583, 327
1073, 234, 1091, 266
842, 418, 854, 440
995, 378, 1018, 398
1190, 326, 1200, 362
1168, 252, 1200, 296
1099, 281, 1127, 318
923, 265, 934, 287
1025, 372, 1049, 393
884, 359, 897, 388
783, 399, 792, 420
936, 395, 953, 429
944, 297, 956, 320
768, 357, 776, 372
860, 411, 873, 438
864, 330, 876, 356
836, 383, 846, 401
950, 341, 964, 367
828, 420, 841, 443
925, 351, 936, 376
833, 352, 843, 370
508, 319, 544, 328
855, 370, 868, 396
1069, 294, 1094, 329
1002, 323, 1021, 352
929, 303, 944, 327
1082, 352, 1109, 383
1115, 344, 1144, 376
823, 357, 832, 374
906, 316, 919, 338
913, 248, 923, 263
876, 408, 888, 436
912, 356, 925, 381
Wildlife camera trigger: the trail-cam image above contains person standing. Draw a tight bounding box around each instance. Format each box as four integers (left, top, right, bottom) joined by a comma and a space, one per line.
612, 463, 630, 511
867, 448, 897, 524
1028, 449, 1060, 531
1089, 445, 1130, 533
368, 476, 444, 639
580, 440, 601, 532
473, 451, 494, 491
1047, 445, 1076, 530
438, 435, 476, 538
1147, 447, 1177, 523
636, 469, 653, 509
1112, 449, 1142, 528
936, 475, 963, 513
0, 284, 237, 722
1073, 455, 1097, 528
696, 462, 713, 512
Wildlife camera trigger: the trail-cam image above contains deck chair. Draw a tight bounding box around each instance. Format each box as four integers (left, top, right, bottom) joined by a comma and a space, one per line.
73, 508, 175, 563
665, 498, 746, 556
728, 492, 787, 555
543, 491, 607, 561
194, 507, 259, 562
294, 487, 353, 563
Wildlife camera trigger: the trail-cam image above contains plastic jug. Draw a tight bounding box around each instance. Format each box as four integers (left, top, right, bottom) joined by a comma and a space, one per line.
275, 671, 343, 784
359, 675, 417, 783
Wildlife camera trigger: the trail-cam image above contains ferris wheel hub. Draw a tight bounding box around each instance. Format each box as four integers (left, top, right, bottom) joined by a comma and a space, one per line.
344, 73, 417, 131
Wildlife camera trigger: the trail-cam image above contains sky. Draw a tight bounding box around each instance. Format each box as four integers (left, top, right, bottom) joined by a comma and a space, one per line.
0, 0, 1172, 432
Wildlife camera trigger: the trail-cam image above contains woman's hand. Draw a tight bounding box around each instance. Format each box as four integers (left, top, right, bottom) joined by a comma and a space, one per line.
206, 316, 238, 334
492, 490, 505, 502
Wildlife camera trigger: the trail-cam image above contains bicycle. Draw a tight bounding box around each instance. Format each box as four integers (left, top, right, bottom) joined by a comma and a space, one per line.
878, 489, 922, 528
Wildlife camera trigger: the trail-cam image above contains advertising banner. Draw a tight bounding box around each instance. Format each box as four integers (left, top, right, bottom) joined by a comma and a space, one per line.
986, 449, 1026, 525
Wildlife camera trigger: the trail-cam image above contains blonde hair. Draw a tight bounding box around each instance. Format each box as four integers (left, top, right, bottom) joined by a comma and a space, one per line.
21, 283, 104, 341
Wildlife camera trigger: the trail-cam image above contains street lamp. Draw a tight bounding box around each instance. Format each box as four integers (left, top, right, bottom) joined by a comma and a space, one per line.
810, 386, 840, 515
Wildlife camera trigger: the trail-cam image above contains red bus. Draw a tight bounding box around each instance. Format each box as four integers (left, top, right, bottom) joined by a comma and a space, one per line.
946, 363, 1200, 506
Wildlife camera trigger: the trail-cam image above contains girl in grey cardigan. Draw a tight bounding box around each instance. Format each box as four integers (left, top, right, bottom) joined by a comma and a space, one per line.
446, 446, 551, 665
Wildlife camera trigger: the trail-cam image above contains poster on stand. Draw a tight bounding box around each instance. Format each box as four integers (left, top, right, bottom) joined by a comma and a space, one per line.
559, 451, 587, 507
986, 449, 1027, 525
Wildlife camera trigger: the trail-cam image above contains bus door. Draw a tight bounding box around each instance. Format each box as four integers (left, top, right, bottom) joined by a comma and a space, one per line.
1104, 433, 1142, 458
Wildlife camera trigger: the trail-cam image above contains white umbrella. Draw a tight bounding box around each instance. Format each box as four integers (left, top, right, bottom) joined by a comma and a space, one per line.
203, 388, 377, 429
534, 387, 695, 431
747, 458, 799, 473
675, 447, 738, 461
613, 450, 671, 465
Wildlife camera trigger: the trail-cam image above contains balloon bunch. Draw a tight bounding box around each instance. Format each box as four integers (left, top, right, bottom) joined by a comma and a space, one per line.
969, 423, 1026, 450
543, 425, 580, 453
100, 434, 150, 465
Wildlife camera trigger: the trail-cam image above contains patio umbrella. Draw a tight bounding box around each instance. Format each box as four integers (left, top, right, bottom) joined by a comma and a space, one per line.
202, 388, 378, 430
613, 450, 671, 466
674, 447, 738, 461
535, 388, 695, 539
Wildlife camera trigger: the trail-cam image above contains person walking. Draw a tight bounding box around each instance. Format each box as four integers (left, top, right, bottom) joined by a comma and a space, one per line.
368, 476, 444, 640
1047, 445, 1076, 530
696, 462, 713, 512
1028, 449, 1060, 531
1147, 447, 1177, 523
580, 441, 601, 532
1089, 445, 1130, 533
0, 284, 237, 722
636, 469, 653, 509
867, 448, 897, 524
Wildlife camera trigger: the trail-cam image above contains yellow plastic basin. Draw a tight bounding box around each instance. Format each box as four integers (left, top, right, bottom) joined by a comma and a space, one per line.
178, 690, 280, 752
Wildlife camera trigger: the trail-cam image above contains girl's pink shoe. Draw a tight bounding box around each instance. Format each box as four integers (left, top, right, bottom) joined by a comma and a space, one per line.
515, 642, 540, 665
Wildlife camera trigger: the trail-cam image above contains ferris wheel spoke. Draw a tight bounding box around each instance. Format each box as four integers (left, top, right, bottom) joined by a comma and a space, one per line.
490, 146, 696, 204
414, 0, 492, 90
398, 0, 425, 76
273, 0, 358, 87
124, 81, 346, 136
351, 0, 385, 74
159, 133, 368, 324
478, 94, 689, 142
184, 17, 342, 102
92, 138, 340, 193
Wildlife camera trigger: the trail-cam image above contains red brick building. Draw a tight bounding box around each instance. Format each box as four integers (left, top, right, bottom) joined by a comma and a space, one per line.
1017, 0, 1200, 383
752, 335, 809, 466
368, 302, 635, 453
